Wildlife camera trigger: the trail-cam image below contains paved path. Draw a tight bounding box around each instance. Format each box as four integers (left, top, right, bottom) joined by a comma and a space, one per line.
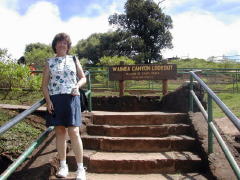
0, 104, 46, 112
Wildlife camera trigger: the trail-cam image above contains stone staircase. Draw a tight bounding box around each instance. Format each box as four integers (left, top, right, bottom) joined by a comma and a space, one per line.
50, 111, 209, 180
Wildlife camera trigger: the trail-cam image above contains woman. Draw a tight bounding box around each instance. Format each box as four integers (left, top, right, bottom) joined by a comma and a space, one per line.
42, 32, 86, 180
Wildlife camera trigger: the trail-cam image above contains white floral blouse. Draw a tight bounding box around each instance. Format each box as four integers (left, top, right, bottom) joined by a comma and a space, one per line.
48, 55, 77, 96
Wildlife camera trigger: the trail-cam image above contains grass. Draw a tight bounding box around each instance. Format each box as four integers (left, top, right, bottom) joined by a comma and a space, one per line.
0, 90, 43, 105
212, 93, 240, 118
92, 91, 124, 96
2, 57, 240, 170
0, 108, 44, 158
0, 84, 239, 159
92, 89, 240, 119
1, 87, 239, 119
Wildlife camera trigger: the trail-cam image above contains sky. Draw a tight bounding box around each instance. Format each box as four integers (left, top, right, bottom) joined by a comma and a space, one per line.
1, 0, 240, 60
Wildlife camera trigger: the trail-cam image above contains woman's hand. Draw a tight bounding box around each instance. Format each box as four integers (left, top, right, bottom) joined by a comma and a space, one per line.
42, 62, 55, 114
47, 100, 54, 114
71, 87, 80, 96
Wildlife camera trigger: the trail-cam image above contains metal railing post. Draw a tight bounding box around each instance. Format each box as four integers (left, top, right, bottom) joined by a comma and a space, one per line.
87, 73, 92, 112
189, 75, 194, 112
189, 70, 240, 178
208, 93, 213, 154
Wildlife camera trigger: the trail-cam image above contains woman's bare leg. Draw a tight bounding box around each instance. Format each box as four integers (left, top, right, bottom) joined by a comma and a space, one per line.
55, 126, 67, 161
68, 126, 83, 163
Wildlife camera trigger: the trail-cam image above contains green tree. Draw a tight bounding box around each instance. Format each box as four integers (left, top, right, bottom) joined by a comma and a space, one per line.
24, 43, 54, 66
24, 43, 51, 54
100, 31, 145, 63
75, 31, 145, 64
75, 34, 102, 64
109, 0, 173, 64
0, 48, 12, 63
99, 56, 135, 66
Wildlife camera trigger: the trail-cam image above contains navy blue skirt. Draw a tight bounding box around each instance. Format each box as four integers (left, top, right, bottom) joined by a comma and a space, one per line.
46, 94, 82, 127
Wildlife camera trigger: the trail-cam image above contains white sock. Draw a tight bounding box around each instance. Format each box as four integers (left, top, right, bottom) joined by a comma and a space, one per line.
60, 160, 67, 167
77, 162, 83, 169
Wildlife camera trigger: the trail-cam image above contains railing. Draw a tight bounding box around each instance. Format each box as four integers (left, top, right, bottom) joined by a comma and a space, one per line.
0, 71, 92, 180
25, 68, 240, 94
83, 67, 240, 93
85, 71, 92, 111
189, 70, 240, 179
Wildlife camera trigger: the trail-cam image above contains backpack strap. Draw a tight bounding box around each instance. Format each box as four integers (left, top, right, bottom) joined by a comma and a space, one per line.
73, 55, 77, 63
73, 55, 79, 81
73, 56, 88, 112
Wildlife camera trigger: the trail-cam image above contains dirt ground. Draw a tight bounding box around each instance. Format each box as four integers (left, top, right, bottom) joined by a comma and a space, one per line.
1, 108, 240, 180
16, 112, 240, 180
190, 112, 240, 180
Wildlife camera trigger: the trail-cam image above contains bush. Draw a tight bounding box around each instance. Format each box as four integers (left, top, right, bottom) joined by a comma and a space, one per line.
93, 56, 135, 87
24, 48, 53, 67
0, 62, 41, 99
170, 58, 240, 68
98, 56, 135, 66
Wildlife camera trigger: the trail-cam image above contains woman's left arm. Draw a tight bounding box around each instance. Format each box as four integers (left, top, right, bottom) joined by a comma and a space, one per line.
75, 58, 86, 89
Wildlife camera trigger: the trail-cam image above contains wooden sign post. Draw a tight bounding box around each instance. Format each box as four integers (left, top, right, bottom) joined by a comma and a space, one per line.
119, 61, 125, 96
109, 64, 177, 96
162, 79, 168, 95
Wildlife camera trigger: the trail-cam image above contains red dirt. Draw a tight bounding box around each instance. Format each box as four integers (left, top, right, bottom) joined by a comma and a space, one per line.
1, 107, 240, 180
190, 112, 240, 180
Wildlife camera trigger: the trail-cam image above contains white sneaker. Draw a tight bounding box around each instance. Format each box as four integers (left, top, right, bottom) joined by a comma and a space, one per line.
76, 167, 86, 180
56, 165, 69, 178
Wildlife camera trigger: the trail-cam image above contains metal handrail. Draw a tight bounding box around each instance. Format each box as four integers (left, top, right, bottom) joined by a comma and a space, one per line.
189, 70, 240, 179
85, 71, 92, 112
0, 99, 46, 136
0, 71, 92, 180
0, 126, 54, 180
190, 71, 240, 131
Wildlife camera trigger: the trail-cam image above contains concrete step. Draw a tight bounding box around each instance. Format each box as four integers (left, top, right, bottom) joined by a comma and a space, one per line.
87, 124, 191, 137
81, 135, 196, 152
91, 111, 188, 125
66, 149, 96, 171
86, 173, 209, 180
67, 150, 202, 174
50, 172, 208, 180
49, 150, 206, 179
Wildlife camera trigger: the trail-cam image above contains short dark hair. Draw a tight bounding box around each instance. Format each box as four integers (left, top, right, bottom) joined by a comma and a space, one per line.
52, 32, 72, 54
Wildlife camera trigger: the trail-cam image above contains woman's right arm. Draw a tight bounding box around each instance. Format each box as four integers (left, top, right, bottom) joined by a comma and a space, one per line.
41, 62, 54, 113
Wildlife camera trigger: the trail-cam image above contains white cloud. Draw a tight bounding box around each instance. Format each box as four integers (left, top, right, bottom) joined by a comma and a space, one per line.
0, 0, 18, 9
1, 0, 240, 60
65, 15, 112, 45
162, 11, 240, 59
0, 1, 114, 59
85, 3, 103, 15
220, 0, 239, 2
154, 0, 191, 11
